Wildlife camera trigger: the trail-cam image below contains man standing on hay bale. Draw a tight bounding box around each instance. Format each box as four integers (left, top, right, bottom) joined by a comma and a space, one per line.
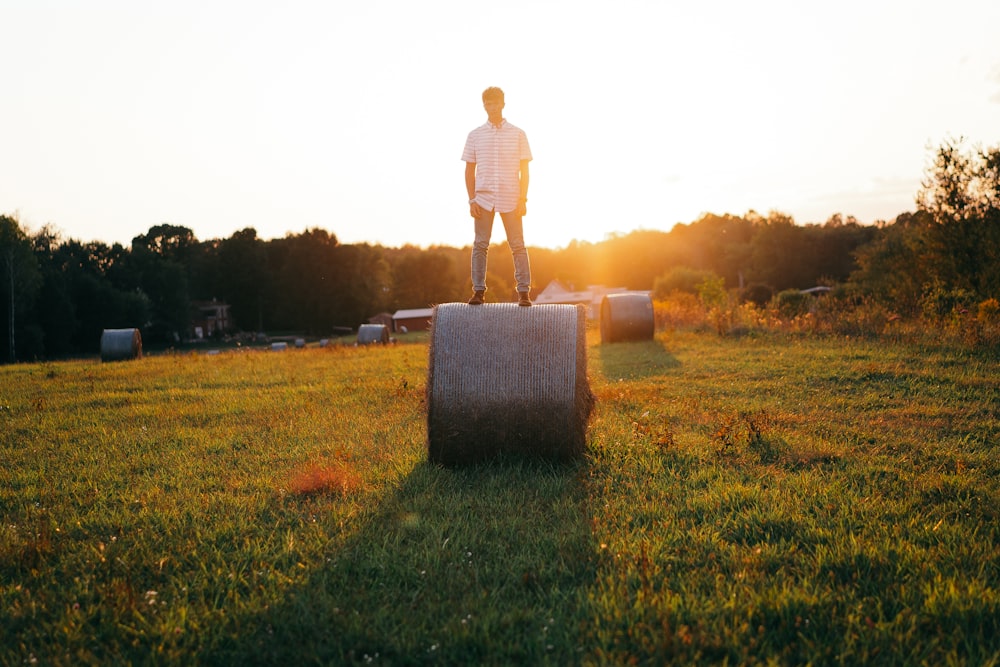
462, 86, 532, 307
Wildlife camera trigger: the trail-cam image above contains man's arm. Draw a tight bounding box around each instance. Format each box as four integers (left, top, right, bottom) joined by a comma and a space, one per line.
465, 162, 477, 200
465, 162, 482, 217
518, 159, 530, 216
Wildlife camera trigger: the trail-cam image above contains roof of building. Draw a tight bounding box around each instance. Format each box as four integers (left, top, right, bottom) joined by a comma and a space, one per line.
393, 308, 434, 319
534, 280, 631, 306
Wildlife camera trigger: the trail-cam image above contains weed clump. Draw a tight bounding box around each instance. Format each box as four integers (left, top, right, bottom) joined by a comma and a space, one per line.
285, 461, 364, 497
712, 410, 788, 465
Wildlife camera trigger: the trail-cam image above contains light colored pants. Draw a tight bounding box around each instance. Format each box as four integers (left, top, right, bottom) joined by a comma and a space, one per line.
471, 209, 531, 294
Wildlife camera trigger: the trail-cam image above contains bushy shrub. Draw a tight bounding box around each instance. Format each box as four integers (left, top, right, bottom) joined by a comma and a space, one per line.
654, 279, 999, 349
696, 275, 728, 310
694, 276, 730, 335
919, 281, 977, 320
969, 298, 1000, 346
978, 298, 1000, 323
653, 292, 705, 330
653, 267, 720, 299
812, 295, 895, 338
740, 283, 773, 308
774, 289, 813, 318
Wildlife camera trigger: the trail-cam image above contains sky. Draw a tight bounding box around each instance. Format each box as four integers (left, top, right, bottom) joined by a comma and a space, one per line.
2, 0, 999, 251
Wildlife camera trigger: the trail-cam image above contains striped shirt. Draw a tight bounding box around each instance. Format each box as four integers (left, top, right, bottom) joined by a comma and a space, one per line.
462, 120, 532, 214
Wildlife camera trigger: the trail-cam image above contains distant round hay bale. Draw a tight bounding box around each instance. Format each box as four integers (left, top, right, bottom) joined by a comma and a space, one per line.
427, 303, 594, 466
357, 324, 390, 345
600, 293, 655, 343
100, 328, 143, 362
271, 341, 288, 352
294, 338, 306, 348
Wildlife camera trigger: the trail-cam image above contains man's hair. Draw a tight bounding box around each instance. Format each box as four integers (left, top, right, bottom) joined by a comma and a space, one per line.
482, 87, 504, 103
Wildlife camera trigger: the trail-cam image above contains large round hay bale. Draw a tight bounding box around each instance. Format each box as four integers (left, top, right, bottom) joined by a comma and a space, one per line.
427, 303, 594, 466
357, 323, 390, 345
100, 328, 142, 362
600, 292, 655, 343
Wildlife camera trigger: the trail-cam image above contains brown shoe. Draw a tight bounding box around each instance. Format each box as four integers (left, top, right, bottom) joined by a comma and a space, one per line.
517, 291, 531, 307
468, 291, 485, 305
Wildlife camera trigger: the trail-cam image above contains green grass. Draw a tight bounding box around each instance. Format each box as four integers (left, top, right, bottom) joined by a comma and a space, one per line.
2, 331, 998, 665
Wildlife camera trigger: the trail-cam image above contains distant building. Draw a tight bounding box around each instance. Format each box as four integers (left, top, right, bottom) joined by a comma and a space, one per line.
392, 308, 434, 332
534, 280, 641, 319
367, 312, 394, 329
191, 299, 231, 338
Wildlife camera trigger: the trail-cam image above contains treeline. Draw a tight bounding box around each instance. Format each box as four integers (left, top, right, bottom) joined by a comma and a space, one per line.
2, 139, 998, 361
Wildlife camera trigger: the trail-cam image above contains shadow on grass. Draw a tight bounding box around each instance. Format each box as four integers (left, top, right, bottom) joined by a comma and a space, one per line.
592, 338, 680, 381
205, 459, 595, 665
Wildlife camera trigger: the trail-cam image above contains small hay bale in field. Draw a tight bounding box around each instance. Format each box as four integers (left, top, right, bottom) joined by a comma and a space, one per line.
427, 303, 594, 466
294, 338, 306, 348
271, 341, 288, 352
100, 328, 142, 362
357, 323, 390, 345
600, 292, 654, 343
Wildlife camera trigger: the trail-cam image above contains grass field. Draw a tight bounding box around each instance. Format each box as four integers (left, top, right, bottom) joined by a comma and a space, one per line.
2, 328, 999, 665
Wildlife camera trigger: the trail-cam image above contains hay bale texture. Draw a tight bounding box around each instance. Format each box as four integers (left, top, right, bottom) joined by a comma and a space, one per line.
427, 303, 594, 466
357, 323, 390, 345
600, 292, 655, 343
100, 328, 142, 362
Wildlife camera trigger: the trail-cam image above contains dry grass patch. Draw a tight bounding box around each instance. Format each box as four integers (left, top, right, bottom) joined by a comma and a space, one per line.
284, 460, 366, 497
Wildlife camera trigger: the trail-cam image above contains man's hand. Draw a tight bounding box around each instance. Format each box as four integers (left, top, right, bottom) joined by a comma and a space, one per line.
470, 201, 484, 218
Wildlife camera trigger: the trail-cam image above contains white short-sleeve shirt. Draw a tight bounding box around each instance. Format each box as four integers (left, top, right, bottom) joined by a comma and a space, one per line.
462, 120, 532, 214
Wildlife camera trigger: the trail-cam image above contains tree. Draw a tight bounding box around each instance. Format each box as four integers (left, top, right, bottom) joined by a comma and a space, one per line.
597, 230, 676, 290
850, 212, 933, 315
389, 248, 460, 309
266, 228, 348, 334
131, 223, 198, 260
0, 214, 43, 362
216, 228, 268, 332
749, 213, 814, 290
329, 242, 393, 325
917, 137, 1000, 298
34, 236, 151, 355
30, 226, 77, 357
814, 214, 878, 283
123, 225, 197, 342
653, 267, 720, 299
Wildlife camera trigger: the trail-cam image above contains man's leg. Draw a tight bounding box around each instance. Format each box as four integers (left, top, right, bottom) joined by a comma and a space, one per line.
471, 210, 495, 295
499, 211, 531, 295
